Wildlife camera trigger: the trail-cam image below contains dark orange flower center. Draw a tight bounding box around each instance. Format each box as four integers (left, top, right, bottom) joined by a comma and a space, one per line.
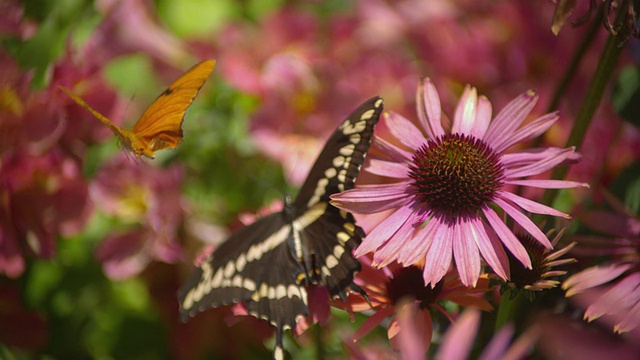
408, 133, 504, 218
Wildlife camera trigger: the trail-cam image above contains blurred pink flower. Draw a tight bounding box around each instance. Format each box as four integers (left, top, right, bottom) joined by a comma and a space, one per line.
91, 154, 185, 279
0, 151, 91, 277
214, 6, 417, 185
436, 308, 539, 360
79, 0, 189, 70
563, 194, 640, 334
334, 256, 492, 354
331, 79, 586, 287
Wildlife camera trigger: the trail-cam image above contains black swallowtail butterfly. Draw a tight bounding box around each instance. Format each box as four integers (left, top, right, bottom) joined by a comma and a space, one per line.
178, 97, 384, 359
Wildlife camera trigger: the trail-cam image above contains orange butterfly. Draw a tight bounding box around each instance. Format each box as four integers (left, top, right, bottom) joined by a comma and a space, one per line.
60, 59, 215, 159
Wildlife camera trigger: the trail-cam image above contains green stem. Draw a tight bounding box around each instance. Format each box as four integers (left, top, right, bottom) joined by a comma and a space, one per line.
545, 7, 604, 115
495, 289, 527, 331
540, 10, 626, 207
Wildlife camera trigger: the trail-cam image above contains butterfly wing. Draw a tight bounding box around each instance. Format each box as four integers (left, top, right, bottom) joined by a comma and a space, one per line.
178, 97, 383, 360
132, 59, 215, 156
291, 97, 383, 297
178, 212, 309, 356
293, 97, 384, 209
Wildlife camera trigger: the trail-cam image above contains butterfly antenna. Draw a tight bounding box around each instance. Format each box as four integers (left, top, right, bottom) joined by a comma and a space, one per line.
58, 86, 121, 134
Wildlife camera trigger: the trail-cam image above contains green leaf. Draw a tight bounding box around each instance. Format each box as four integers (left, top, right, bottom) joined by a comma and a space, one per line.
612, 65, 640, 126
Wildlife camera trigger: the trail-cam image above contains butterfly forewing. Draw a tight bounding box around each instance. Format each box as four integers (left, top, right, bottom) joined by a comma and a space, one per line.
293, 97, 384, 209
133, 59, 216, 151
178, 96, 384, 359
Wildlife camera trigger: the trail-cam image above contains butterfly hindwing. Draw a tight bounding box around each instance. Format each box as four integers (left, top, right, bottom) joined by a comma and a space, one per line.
178, 96, 384, 359
133, 59, 216, 152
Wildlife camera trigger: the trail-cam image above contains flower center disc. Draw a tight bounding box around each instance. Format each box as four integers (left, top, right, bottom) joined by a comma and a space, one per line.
408, 133, 504, 218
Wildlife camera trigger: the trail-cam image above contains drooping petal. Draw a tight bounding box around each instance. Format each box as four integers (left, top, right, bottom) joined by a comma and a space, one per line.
417, 77, 444, 140
374, 218, 419, 267
453, 217, 481, 287
497, 191, 570, 219
563, 264, 633, 296
483, 206, 531, 269
493, 197, 553, 249
452, 85, 477, 135
395, 300, 429, 359
423, 216, 453, 287
473, 217, 510, 280
436, 309, 480, 360
330, 182, 410, 214
484, 90, 538, 152
356, 203, 418, 258
584, 273, 640, 321
398, 214, 437, 265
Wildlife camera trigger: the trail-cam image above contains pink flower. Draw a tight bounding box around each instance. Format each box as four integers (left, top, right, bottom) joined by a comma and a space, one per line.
331, 79, 586, 287
91, 154, 184, 279
0, 151, 92, 277
563, 194, 640, 334
436, 308, 539, 360
334, 256, 492, 354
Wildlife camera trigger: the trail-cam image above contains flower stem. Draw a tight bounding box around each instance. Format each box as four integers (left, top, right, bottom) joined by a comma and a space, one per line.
495, 289, 527, 331
540, 8, 627, 207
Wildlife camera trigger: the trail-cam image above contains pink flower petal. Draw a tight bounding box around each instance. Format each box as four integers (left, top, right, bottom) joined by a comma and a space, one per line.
483, 206, 531, 269
397, 216, 437, 265
366, 158, 409, 178
376, 218, 421, 267
484, 90, 538, 152
505, 147, 576, 179
563, 264, 632, 296
417, 78, 444, 140
498, 191, 570, 219
474, 217, 510, 280
353, 306, 395, 341
386, 112, 427, 150
356, 203, 418, 257
503, 179, 588, 189
479, 324, 514, 360
493, 197, 553, 249
330, 182, 410, 214
436, 309, 480, 360
473, 95, 492, 139
452, 85, 478, 135
453, 217, 481, 287
501, 147, 571, 168
500, 112, 559, 151
372, 135, 414, 162
585, 273, 640, 320
581, 210, 640, 239
396, 300, 429, 360
423, 216, 453, 287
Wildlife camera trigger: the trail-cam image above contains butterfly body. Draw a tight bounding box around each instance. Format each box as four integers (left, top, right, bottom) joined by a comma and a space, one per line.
60, 59, 215, 158
178, 97, 384, 359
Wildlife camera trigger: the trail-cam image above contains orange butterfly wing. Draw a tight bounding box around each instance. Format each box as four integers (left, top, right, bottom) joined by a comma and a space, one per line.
131, 59, 216, 158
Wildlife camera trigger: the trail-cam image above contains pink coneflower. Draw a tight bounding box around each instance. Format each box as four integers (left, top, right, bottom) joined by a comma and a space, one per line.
331, 78, 586, 287
562, 193, 640, 334
334, 256, 492, 354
